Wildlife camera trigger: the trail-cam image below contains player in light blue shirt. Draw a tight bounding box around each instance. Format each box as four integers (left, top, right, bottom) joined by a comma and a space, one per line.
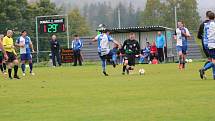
16, 30, 35, 76
93, 29, 120, 76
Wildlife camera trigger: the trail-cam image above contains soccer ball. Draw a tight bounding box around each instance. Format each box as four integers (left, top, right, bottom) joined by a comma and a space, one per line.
188, 59, 193, 63
139, 69, 145, 75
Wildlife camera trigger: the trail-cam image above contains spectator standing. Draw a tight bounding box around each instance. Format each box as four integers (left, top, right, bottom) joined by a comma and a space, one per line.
156, 31, 165, 63
71, 35, 83, 66
50, 35, 61, 67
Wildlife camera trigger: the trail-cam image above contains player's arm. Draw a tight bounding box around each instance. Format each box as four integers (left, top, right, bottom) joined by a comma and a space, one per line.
30, 41, 35, 53
112, 39, 121, 48
197, 23, 204, 40
92, 35, 98, 42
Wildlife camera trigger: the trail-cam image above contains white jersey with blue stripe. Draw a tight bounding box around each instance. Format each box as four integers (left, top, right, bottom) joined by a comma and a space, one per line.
175, 27, 190, 46
95, 34, 113, 54
204, 21, 215, 49
16, 36, 32, 54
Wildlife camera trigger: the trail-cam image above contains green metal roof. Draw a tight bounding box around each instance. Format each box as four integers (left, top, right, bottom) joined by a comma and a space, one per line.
98, 26, 173, 33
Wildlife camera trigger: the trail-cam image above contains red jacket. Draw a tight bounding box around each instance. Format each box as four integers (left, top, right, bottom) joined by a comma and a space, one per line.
150, 45, 157, 54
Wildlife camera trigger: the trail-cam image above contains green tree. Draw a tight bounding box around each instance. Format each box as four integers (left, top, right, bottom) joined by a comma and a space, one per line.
68, 8, 91, 36
139, 0, 166, 26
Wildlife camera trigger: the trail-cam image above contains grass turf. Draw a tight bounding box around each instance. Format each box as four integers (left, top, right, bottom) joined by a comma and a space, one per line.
0, 62, 215, 121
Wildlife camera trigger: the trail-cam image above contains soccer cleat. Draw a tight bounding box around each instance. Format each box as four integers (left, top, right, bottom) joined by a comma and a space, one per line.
199, 69, 206, 80
122, 72, 125, 75
14, 75, 20, 79
103, 71, 109, 76
9, 77, 13, 80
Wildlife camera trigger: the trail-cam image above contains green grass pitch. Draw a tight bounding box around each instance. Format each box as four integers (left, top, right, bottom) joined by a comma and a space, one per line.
1, 62, 215, 121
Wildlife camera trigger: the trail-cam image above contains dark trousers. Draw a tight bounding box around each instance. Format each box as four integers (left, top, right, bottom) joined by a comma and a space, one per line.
73, 50, 82, 66
157, 48, 164, 62
52, 51, 61, 66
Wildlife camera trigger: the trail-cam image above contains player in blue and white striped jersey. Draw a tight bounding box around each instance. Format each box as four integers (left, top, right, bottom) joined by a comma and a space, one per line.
199, 12, 215, 79
16, 30, 35, 76
93, 29, 121, 76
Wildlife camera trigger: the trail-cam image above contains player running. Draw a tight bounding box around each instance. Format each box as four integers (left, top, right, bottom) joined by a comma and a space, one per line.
174, 21, 191, 70
198, 11, 215, 79
93, 29, 120, 76
3, 30, 20, 79
121, 32, 140, 75
199, 12, 215, 79
16, 30, 35, 76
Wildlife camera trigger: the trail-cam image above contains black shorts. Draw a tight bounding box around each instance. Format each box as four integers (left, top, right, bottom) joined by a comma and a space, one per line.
6, 52, 16, 62
124, 54, 136, 66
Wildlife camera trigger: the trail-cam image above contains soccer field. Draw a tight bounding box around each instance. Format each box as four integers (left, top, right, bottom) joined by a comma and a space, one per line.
0, 62, 215, 121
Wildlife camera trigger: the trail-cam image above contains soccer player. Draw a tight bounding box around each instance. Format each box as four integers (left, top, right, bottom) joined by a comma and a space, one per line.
71, 35, 83, 66
121, 32, 140, 75
92, 29, 120, 76
3, 30, 20, 79
0, 34, 8, 75
174, 21, 191, 70
198, 11, 215, 79
199, 12, 215, 79
16, 30, 35, 76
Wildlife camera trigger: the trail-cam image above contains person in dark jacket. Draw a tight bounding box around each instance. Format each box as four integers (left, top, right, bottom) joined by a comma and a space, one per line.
71, 35, 83, 66
50, 35, 61, 67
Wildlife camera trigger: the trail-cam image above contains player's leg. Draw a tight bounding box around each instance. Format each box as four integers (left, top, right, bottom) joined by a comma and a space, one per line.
21, 54, 26, 76
182, 46, 187, 69
3, 60, 6, 74
127, 55, 135, 72
199, 49, 215, 79
99, 53, 108, 76
0, 57, 3, 73
176, 46, 183, 69
13, 57, 20, 79
122, 57, 129, 75
6, 52, 13, 79
28, 54, 34, 75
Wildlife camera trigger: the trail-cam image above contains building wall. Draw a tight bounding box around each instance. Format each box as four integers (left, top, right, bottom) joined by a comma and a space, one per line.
110, 30, 175, 57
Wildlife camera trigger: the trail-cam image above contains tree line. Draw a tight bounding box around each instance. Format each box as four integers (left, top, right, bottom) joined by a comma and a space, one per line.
0, 0, 201, 36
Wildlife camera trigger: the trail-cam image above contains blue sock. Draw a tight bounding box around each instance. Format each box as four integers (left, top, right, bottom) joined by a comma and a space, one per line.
102, 60, 106, 72
21, 64, 26, 73
203, 62, 214, 71
29, 63, 33, 73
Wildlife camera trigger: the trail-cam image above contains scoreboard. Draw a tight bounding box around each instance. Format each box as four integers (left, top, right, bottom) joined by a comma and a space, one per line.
38, 18, 66, 33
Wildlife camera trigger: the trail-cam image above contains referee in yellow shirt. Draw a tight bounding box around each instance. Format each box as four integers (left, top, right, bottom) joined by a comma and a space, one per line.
3, 30, 20, 79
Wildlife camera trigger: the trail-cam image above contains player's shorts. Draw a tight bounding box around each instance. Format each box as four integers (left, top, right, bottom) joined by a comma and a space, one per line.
6, 51, 16, 62
203, 45, 210, 58
20, 53, 32, 61
124, 54, 136, 66
98, 51, 113, 60
176, 46, 187, 55
209, 49, 215, 59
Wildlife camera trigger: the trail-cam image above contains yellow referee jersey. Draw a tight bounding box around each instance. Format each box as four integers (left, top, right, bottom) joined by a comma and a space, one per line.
3, 36, 16, 55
